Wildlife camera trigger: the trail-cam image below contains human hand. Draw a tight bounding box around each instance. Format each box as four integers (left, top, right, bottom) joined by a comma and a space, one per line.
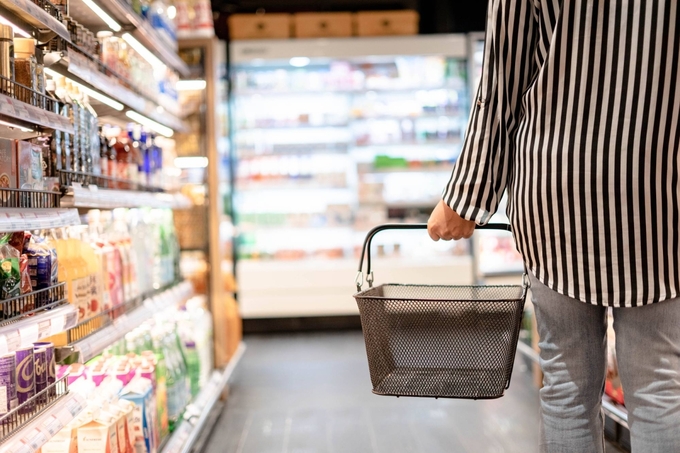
427, 199, 476, 241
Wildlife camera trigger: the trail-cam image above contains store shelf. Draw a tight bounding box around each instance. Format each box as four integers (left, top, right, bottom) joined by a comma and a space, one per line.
603, 395, 628, 428
0, 208, 80, 231
0, 304, 78, 355
0, 0, 71, 43
353, 139, 462, 148
68, 0, 189, 76
49, 53, 187, 132
0, 92, 74, 134
63, 281, 193, 363
359, 166, 454, 174
0, 392, 87, 453
162, 343, 246, 453
60, 183, 192, 209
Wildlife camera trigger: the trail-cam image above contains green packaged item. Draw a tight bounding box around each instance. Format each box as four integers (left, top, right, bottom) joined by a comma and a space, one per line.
0, 234, 20, 300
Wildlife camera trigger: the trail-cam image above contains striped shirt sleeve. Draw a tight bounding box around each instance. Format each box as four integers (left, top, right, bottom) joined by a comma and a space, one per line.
443, 0, 538, 224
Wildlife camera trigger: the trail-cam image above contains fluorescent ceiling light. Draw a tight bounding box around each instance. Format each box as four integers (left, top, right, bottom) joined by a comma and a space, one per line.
122, 33, 165, 69
174, 156, 208, 169
81, 0, 121, 32
177, 80, 206, 91
289, 57, 311, 68
0, 119, 33, 132
0, 15, 31, 38
43, 68, 124, 111
78, 84, 124, 111
126, 110, 174, 137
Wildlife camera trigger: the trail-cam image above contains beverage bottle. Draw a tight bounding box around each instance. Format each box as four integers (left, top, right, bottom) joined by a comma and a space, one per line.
54, 78, 73, 173
99, 211, 124, 308
139, 129, 151, 187
84, 221, 104, 318
126, 124, 142, 186
65, 228, 91, 321
152, 329, 170, 439
88, 210, 113, 313
65, 81, 82, 173
45, 80, 62, 174
111, 130, 132, 186
99, 126, 109, 178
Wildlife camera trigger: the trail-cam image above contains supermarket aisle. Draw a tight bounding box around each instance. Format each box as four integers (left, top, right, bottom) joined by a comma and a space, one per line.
205, 332, 624, 453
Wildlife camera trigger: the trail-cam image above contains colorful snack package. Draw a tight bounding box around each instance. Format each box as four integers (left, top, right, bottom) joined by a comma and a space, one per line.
24, 237, 52, 291
8, 231, 25, 254
19, 254, 32, 295
0, 234, 21, 300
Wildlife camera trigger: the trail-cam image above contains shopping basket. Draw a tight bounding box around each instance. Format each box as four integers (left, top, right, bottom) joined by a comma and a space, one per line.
354, 223, 528, 400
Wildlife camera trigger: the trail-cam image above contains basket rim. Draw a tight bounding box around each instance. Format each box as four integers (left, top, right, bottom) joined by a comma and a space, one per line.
354, 283, 526, 302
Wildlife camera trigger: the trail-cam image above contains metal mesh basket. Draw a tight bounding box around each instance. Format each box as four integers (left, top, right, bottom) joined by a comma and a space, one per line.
353, 224, 527, 400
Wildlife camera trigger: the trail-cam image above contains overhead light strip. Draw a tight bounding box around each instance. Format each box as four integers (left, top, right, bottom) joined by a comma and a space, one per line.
0, 119, 33, 132
126, 110, 173, 138
81, 0, 121, 32
122, 33, 165, 69
0, 15, 31, 38
43, 68, 124, 111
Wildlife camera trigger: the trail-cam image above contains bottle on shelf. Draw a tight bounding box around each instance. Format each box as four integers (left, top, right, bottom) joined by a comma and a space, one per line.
53, 77, 74, 173
0, 25, 14, 98
110, 128, 132, 186
126, 124, 143, 186
13, 38, 38, 106
45, 79, 63, 176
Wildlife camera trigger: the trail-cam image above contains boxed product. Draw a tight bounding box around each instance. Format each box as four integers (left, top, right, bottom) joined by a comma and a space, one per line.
77, 409, 120, 453
228, 13, 291, 40
293, 12, 353, 38
16, 140, 44, 190
119, 377, 157, 453
355, 10, 419, 36
41, 420, 79, 453
0, 138, 17, 189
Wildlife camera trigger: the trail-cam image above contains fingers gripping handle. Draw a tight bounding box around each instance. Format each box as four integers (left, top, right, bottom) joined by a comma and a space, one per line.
355, 223, 512, 291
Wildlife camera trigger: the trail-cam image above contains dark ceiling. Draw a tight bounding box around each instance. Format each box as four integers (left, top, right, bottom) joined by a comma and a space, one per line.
211, 0, 489, 39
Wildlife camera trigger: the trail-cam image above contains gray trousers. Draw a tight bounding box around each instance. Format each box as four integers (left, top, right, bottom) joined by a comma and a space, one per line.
529, 274, 680, 453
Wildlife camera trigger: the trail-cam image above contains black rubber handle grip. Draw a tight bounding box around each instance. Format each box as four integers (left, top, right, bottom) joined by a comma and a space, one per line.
356, 223, 512, 291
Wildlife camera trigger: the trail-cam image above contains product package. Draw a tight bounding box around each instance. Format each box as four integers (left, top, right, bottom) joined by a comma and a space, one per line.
17, 140, 44, 190
119, 377, 157, 453
0, 234, 21, 300
0, 138, 17, 189
76, 409, 120, 453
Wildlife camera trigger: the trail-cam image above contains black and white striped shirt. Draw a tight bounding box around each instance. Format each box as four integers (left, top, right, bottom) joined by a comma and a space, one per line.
444, 0, 680, 307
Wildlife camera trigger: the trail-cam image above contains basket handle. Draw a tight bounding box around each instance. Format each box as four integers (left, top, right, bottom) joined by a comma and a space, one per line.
355, 223, 513, 291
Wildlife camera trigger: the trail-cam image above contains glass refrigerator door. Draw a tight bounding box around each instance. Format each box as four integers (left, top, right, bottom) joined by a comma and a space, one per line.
467, 33, 525, 280
231, 35, 475, 318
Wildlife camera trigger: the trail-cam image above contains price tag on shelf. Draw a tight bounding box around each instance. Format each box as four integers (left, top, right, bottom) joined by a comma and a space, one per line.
5, 329, 20, 352
37, 319, 51, 339
43, 415, 62, 436
50, 313, 65, 335
64, 310, 78, 330
19, 323, 39, 345
0, 96, 16, 117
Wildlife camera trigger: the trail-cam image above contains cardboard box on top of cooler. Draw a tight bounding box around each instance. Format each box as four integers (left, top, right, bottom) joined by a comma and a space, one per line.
119, 376, 158, 453
293, 12, 353, 38
228, 13, 291, 40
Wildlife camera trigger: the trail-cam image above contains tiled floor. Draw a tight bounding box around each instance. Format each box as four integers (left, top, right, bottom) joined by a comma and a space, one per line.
205, 331, 625, 453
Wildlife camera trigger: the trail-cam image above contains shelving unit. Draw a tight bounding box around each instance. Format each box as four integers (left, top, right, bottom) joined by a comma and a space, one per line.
0, 305, 78, 355
67, 0, 189, 75
0, 208, 80, 231
48, 51, 187, 131
0, 392, 87, 453
0, 0, 71, 42
58, 281, 194, 363
161, 343, 246, 453
61, 183, 192, 209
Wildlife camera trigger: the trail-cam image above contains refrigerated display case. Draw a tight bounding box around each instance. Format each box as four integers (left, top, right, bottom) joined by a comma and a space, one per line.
466, 32, 525, 282
0, 1, 242, 449
176, 38, 240, 368
231, 35, 476, 319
